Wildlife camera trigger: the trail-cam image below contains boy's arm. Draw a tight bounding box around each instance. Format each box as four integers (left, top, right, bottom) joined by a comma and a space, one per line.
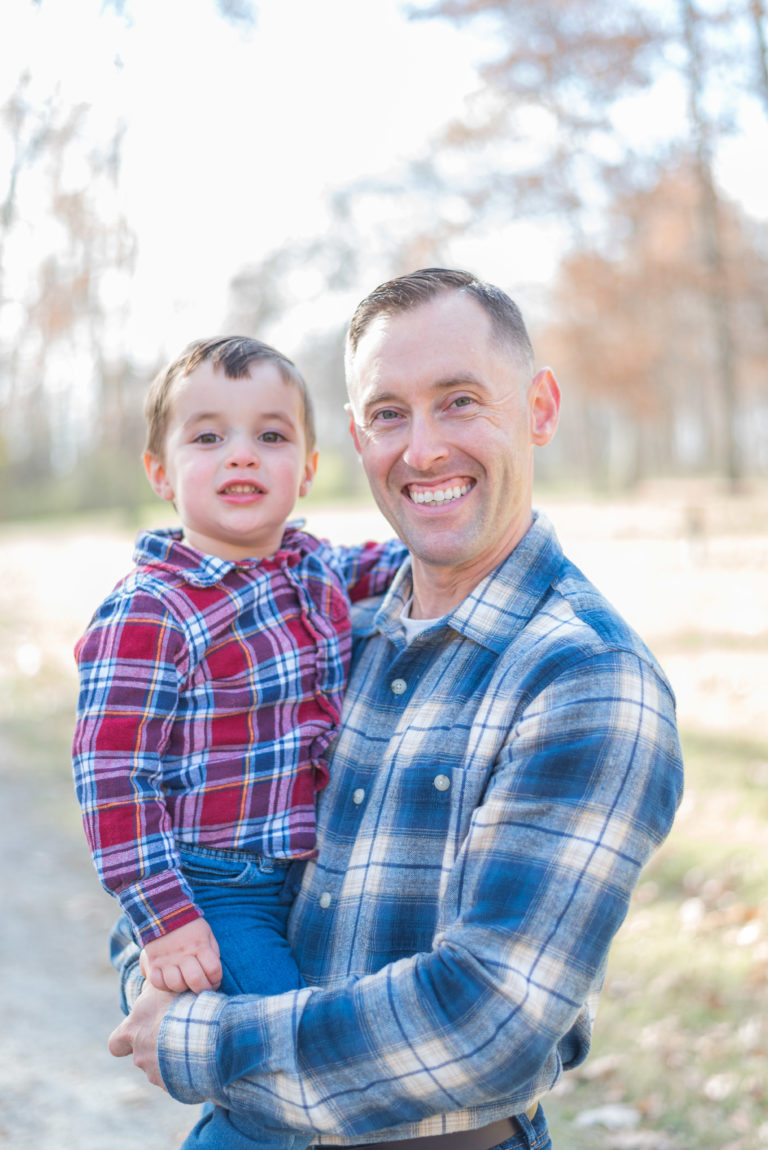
313, 537, 408, 602
72, 586, 202, 947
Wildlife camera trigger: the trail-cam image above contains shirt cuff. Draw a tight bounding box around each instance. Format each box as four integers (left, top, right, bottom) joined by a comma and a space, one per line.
159, 990, 227, 1103
117, 868, 201, 946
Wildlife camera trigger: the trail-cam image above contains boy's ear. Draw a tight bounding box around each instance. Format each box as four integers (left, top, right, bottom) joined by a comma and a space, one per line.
143, 452, 175, 502
298, 450, 319, 498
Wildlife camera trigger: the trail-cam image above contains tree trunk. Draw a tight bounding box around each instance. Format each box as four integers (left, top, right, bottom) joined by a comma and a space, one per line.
680, 0, 742, 488
750, 0, 768, 115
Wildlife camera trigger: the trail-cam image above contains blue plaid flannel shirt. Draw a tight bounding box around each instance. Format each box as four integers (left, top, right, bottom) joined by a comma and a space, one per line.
119, 513, 683, 1143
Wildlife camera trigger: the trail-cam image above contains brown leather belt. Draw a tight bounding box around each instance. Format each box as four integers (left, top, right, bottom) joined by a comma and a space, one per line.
322, 1104, 539, 1150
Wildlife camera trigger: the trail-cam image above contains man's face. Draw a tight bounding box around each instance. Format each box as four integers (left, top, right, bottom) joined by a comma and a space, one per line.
346, 291, 559, 589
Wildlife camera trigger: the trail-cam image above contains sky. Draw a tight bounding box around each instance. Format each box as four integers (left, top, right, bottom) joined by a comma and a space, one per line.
2, 0, 768, 361
2, 0, 488, 356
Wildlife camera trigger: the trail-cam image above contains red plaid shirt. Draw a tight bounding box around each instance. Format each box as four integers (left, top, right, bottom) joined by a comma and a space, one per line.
72, 525, 404, 945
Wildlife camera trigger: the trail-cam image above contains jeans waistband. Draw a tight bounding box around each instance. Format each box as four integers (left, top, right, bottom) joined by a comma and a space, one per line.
322, 1105, 539, 1150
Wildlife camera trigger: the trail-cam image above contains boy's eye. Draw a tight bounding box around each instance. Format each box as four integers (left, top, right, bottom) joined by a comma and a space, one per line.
259, 430, 286, 443
193, 432, 221, 444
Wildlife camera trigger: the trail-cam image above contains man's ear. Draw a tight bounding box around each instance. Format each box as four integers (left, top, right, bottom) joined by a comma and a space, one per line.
143, 453, 175, 502
529, 368, 561, 447
298, 450, 319, 498
345, 404, 363, 455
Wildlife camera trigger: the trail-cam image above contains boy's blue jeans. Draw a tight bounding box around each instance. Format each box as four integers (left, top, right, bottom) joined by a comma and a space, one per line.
177, 844, 309, 1150
178, 844, 303, 996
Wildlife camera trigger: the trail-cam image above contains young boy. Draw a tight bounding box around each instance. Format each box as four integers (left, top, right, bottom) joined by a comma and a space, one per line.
72, 337, 404, 1147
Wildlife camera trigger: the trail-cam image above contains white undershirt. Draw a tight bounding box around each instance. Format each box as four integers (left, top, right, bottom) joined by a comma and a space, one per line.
399, 597, 444, 644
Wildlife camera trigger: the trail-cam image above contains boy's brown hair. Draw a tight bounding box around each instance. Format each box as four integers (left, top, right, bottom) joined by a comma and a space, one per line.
144, 336, 316, 459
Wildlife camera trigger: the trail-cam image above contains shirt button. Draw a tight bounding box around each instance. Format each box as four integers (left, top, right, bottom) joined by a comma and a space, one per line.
352, 788, 365, 805
319, 891, 332, 909
434, 774, 451, 792
391, 678, 407, 695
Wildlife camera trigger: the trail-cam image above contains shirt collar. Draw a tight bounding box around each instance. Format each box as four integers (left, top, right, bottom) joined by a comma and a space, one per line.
368, 512, 564, 653
133, 525, 309, 588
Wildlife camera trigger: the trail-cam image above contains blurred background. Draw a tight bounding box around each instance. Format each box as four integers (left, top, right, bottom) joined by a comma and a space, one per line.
0, 1, 766, 1147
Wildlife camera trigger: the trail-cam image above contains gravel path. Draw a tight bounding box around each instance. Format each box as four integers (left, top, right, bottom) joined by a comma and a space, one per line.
0, 752, 191, 1149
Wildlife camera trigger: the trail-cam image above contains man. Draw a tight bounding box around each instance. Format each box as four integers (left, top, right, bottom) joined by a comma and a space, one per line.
110, 269, 683, 1150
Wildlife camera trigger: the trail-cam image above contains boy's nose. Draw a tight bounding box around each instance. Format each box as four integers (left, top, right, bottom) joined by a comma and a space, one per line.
226, 438, 260, 467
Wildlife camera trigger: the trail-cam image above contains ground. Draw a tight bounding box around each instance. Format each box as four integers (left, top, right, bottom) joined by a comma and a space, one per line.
1, 485, 766, 1149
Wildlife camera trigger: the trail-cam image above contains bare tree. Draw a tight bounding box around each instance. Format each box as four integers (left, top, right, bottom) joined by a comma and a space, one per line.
679, 0, 741, 486
0, 74, 139, 518
749, 0, 768, 112
542, 162, 768, 486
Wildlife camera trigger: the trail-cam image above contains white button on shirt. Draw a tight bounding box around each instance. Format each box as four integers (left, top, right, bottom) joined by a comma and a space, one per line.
319, 892, 332, 909
352, 788, 365, 805
391, 678, 407, 695
433, 774, 451, 791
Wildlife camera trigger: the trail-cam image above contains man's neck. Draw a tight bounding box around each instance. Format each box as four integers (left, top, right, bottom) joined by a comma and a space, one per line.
409, 563, 487, 620
408, 516, 534, 619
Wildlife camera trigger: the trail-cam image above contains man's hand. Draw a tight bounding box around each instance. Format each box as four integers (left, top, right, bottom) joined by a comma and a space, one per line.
140, 917, 222, 993
108, 981, 179, 1090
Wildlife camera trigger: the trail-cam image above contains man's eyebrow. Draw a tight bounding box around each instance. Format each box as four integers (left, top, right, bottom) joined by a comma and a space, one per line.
362, 374, 488, 412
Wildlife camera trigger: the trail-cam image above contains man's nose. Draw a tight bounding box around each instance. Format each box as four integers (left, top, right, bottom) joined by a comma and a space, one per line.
402, 414, 449, 471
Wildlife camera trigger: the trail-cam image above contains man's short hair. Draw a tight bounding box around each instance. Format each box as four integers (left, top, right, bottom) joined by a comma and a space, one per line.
144, 336, 316, 459
345, 268, 535, 379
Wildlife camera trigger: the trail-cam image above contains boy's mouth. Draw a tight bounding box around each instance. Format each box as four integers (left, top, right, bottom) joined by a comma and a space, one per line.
219, 482, 266, 496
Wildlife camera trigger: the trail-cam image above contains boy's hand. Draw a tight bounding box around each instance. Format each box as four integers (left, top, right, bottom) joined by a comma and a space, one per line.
140, 918, 222, 994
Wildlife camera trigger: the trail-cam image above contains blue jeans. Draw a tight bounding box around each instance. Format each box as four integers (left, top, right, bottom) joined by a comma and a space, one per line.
493, 1104, 551, 1150
178, 844, 307, 1150
179, 844, 304, 996
185, 1105, 551, 1150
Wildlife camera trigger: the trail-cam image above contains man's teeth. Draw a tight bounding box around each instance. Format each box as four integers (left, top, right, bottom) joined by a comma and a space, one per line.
409, 483, 471, 505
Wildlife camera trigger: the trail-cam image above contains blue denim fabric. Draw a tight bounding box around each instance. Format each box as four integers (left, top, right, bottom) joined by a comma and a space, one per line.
179, 845, 307, 1149
182, 1103, 311, 1150
182, 1105, 551, 1150
178, 844, 304, 996
493, 1104, 551, 1150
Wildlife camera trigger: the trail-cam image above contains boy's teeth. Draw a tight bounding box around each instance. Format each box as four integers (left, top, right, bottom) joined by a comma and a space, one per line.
410, 483, 471, 505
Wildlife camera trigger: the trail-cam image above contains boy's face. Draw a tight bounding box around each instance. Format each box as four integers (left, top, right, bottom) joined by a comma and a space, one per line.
144, 360, 318, 561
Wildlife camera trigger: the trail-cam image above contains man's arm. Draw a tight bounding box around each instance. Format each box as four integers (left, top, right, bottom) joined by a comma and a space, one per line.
118, 648, 683, 1138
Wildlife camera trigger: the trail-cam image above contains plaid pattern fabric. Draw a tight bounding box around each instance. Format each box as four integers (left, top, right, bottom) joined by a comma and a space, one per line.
154, 513, 684, 1143
73, 525, 405, 945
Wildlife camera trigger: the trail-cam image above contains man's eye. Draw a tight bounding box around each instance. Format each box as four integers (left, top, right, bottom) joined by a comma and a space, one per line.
450, 395, 474, 409
372, 409, 401, 422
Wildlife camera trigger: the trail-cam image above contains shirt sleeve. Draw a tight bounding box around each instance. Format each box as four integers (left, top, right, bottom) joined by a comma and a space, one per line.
72, 585, 201, 945
313, 538, 408, 602
157, 647, 683, 1136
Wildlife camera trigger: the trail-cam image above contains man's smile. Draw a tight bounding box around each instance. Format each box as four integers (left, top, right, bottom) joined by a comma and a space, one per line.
405, 480, 474, 506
